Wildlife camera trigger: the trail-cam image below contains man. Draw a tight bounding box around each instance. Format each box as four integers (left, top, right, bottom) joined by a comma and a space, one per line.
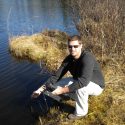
31, 35, 105, 120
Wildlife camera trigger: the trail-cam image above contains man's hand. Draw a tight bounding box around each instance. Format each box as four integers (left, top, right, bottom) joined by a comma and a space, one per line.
31, 85, 46, 98
52, 86, 69, 95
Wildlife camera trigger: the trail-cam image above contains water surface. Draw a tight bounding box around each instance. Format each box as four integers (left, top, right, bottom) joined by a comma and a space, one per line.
0, 0, 77, 125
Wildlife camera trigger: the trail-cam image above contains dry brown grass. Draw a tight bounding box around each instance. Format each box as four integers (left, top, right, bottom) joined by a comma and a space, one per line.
58, 0, 125, 124
9, 31, 125, 125
9, 30, 69, 71
9, 0, 125, 124
69, 0, 125, 59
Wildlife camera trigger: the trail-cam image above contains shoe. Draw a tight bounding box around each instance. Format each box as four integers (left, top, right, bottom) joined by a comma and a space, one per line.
68, 113, 83, 120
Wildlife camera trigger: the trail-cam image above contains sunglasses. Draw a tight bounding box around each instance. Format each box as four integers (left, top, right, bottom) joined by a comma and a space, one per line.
68, 45, 79, 49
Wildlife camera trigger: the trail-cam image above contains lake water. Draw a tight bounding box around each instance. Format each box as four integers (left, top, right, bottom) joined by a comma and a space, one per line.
0, 0, 77, 125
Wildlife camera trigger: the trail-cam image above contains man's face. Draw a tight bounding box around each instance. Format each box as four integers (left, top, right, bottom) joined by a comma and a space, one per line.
68, 40, 82, 59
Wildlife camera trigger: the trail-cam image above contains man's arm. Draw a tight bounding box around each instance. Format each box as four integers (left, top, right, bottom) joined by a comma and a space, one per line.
31, 56, 70, 98
52, 86, 70, 95
45, 55, 72, 90
31, 85, 46, 98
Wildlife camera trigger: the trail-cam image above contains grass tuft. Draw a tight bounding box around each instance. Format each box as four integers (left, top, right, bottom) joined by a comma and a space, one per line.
9, 30, 69, 71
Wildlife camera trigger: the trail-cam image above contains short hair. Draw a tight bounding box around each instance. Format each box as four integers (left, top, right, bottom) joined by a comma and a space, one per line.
68, 35, 82, 44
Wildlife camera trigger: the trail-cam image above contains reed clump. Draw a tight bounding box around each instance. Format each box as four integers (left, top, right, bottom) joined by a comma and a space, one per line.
9, 30, 69, 71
